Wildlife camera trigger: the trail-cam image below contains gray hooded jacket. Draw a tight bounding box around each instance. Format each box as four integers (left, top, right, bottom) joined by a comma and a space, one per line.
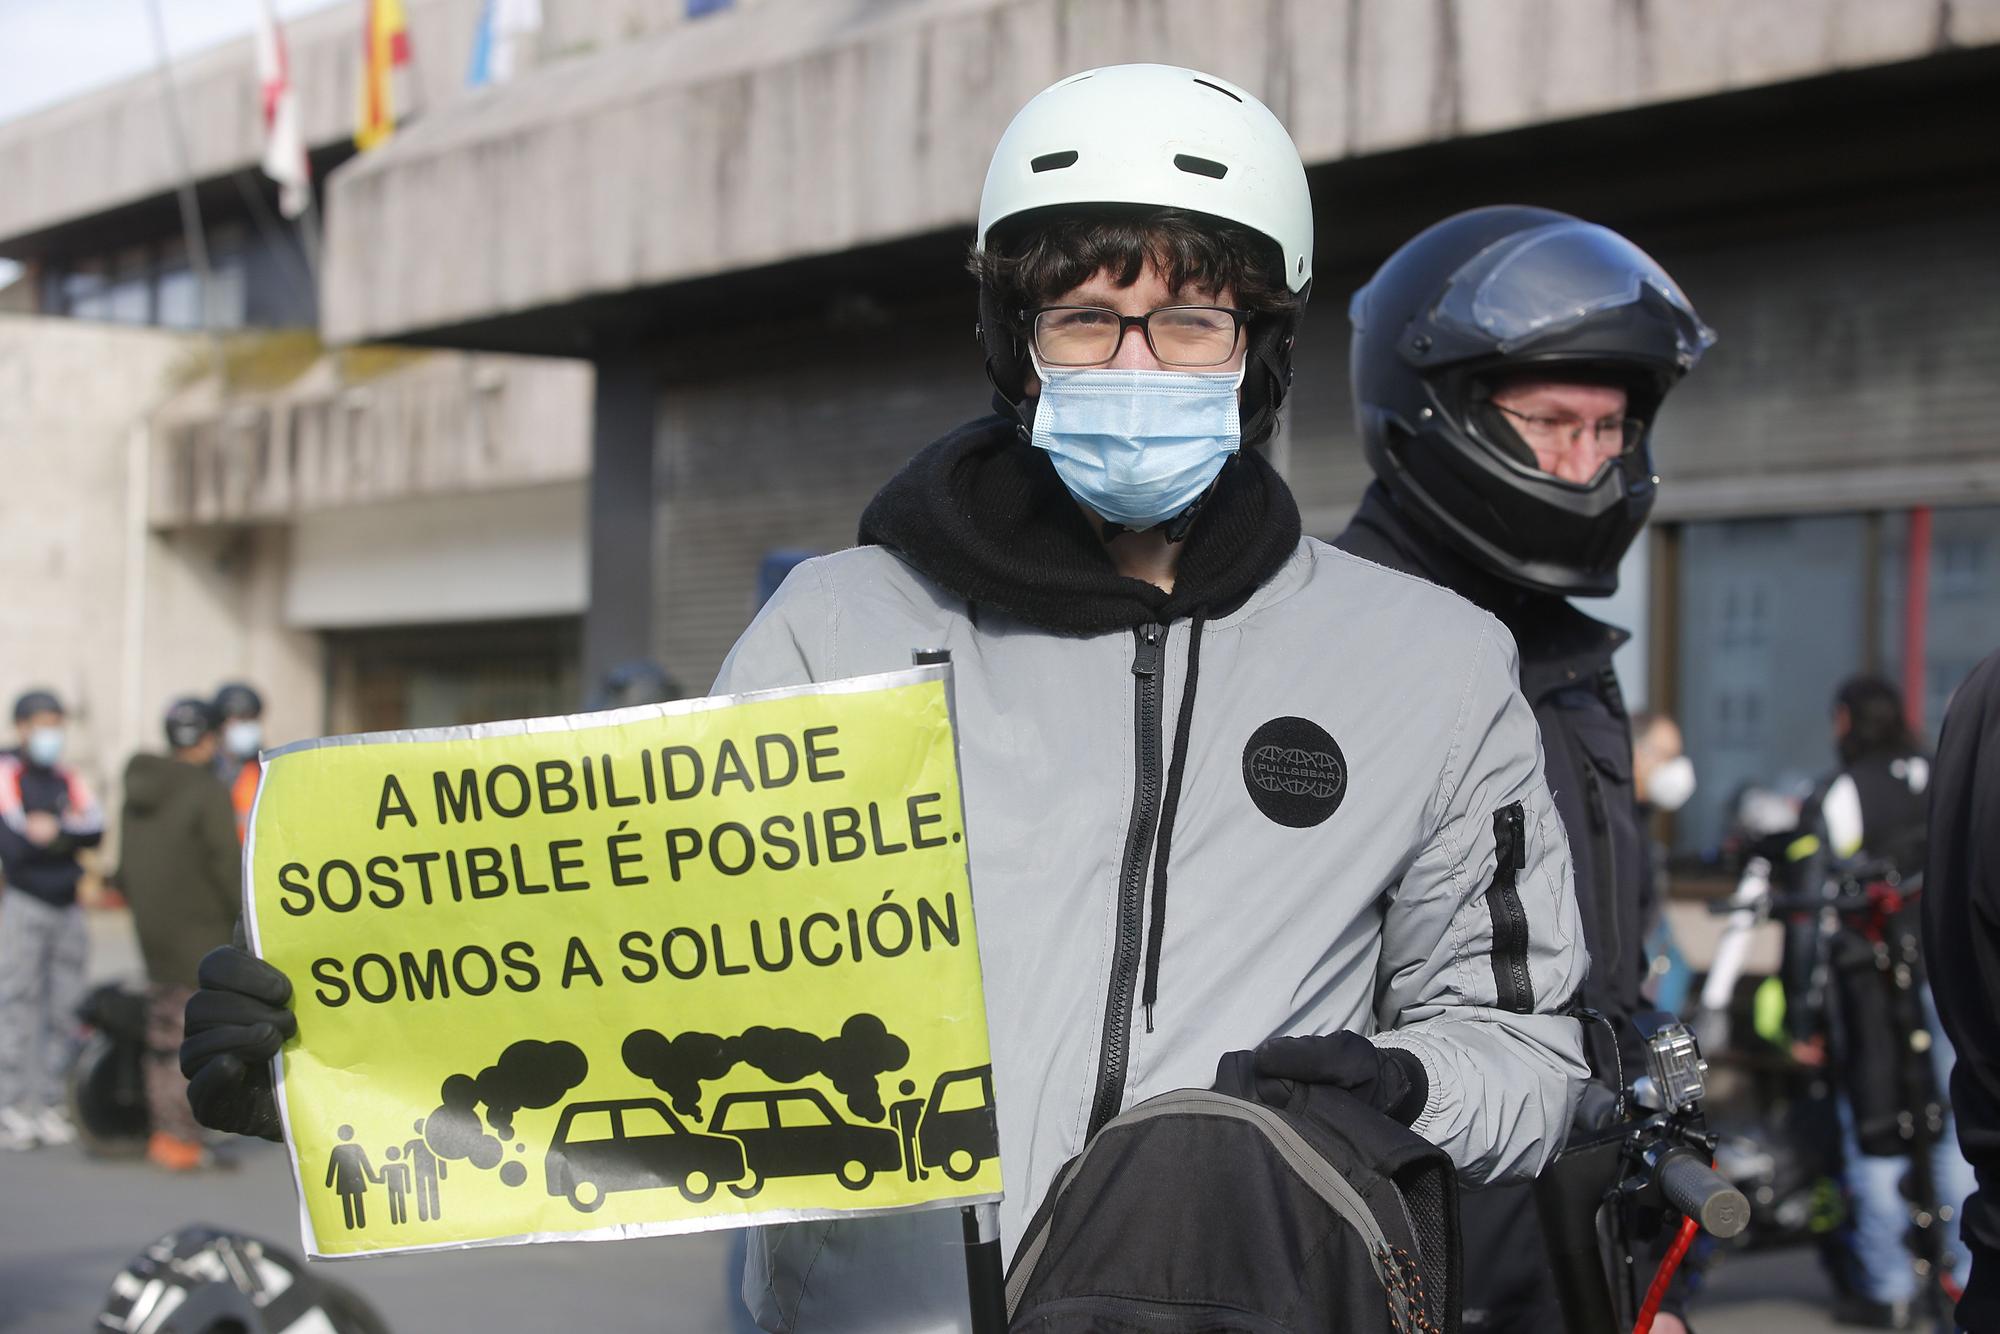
712, 423, 1587, 1332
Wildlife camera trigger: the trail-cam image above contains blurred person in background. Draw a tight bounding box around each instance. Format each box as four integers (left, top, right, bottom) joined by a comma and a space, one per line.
211, 682, 264, 840
1339, 207, 1713, 1333
0, 688, 103, 1151
1632, 710, 1696, 1012
1921, 649, 2000, 1334
1633, 711, 1695, 820
118, 697, 241, 1172
1787, 676, 1973, 1327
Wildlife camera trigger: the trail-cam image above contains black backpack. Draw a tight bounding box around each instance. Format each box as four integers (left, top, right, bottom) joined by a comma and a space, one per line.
1004, 1086, 1460, 1334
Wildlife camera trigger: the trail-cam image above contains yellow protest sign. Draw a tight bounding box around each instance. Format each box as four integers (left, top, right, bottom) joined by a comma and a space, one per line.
246, 666, 999, 1258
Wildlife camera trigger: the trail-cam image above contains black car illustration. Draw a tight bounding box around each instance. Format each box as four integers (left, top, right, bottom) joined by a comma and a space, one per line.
545, 1097, 747, 1211
710, 1088, 902, 1197
919, 1066, 999, 1181
916, 1072, 1000, 1184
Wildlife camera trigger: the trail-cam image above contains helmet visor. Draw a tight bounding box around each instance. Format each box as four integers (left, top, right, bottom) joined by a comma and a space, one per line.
1432, 221, 1716, 362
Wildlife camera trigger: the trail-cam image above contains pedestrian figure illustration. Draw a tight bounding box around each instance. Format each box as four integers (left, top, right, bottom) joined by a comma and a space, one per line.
325, 1125, 377, 1230
405, 1116, 448, 1222
889, 1080, 928, 1182
380, 1145, 413, 1225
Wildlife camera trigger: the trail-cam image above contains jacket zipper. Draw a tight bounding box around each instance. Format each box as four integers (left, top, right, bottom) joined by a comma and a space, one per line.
1486, 803, 1535, 1014
1087, 622, 1166, 1140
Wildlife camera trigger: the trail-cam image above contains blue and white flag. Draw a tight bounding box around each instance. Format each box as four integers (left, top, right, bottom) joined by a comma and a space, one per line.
467, 0, 543, 88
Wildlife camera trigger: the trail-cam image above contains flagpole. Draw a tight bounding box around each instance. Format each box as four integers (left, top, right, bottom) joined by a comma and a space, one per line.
144, 0, 223, 379
297, 194, 323, 286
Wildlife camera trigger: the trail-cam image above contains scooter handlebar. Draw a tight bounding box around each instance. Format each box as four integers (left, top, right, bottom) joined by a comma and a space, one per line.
1659, 1152, 1749, 1239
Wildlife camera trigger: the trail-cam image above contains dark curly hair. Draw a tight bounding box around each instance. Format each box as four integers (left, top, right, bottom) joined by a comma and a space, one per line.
1836, 675, 1919, 764
970, 208, 1299, 330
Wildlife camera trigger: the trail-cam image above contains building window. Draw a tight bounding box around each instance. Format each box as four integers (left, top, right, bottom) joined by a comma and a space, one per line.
1879, 505, 2000, 739
1673, 504, 2000, 859
155, 236, 200, 329
105, 245, 153, 325
1673, 513, 1870, 857
62, 259, 109, 320
156, 264, 200, 329
45, 226, 254, 331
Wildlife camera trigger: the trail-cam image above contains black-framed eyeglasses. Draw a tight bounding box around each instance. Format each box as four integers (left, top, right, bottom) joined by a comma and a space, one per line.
1027, 305, 1250, 368
1493, 404, 1646, 452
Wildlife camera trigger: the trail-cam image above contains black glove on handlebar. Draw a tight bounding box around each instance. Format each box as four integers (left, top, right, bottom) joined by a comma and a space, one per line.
181, 944, 297, 1142
1213, 1032, 1430, 1127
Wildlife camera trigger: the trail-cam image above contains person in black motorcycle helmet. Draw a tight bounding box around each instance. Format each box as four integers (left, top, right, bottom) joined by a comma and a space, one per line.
1338, 206, 1713, 1334
1348, 205, 1711, 596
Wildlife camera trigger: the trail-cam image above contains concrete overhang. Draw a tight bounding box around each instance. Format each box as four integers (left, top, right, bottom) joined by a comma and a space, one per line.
320, 0, 2000, 352
0, 0, 490, 260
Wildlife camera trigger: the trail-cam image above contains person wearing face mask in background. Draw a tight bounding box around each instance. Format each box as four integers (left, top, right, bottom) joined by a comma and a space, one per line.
1631, 712, 1696, 1013
1337, 207, 1714, 1333
0, 688, 103, 1151
210, 682, 264, 841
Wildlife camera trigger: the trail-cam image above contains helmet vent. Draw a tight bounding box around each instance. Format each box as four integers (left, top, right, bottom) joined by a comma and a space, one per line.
1030, 151, 1079, 173
1172, 153, 1228, 180
1191, 77, 1242, 102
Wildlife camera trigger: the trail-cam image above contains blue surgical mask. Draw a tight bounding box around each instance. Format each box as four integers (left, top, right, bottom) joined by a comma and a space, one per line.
1030, 359, 1244, 531
24, 727, 64, 768
224, 720, 263, 759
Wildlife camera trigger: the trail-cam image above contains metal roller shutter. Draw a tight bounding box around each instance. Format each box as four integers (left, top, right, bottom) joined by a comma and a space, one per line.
651, 312, 990, 688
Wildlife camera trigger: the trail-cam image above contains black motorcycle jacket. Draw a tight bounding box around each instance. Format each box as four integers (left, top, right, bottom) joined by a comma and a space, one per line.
1338, 481, 1655, 1331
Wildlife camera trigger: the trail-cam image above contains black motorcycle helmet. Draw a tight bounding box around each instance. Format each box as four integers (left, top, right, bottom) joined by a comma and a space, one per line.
213, 680, 264, 720
164, 696, 218, 751
1348, 206, 1714, 597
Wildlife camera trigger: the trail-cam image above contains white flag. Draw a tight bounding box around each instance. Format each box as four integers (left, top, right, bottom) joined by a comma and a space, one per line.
468, 0, 544, 88
256, 0, 311, 218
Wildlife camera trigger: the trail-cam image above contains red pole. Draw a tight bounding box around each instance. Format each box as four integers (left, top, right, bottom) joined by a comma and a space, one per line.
1904, 506, 1932, 731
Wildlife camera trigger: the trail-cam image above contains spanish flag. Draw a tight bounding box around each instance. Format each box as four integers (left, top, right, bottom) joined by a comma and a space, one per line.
356, 0, 411, 151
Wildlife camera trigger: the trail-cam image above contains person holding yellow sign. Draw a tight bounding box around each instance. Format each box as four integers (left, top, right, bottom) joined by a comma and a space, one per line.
183, 63, 1590, 1332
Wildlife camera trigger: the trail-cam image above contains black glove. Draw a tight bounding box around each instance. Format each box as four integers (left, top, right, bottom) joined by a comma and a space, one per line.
1213, 1032, 1429, 1127
1573, 1079, 1621, 1132
181, 944, 297, 1142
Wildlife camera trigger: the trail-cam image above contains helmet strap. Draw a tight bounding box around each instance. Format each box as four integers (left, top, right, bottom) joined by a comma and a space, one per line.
977, 283, 1032, 432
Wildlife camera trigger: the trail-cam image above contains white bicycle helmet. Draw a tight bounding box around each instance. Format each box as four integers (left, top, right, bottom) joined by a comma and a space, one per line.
974, 65, 1315, 449
977, 64, 1313, 292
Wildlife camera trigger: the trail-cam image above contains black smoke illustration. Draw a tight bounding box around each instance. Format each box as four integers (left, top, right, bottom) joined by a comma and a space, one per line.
617, 1029, 737, 1122
426, 1039, 589, 1171
622, 1014, 909, 1123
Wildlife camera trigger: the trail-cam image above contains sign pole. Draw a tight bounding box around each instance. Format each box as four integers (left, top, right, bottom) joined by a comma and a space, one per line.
962, 1201, 1008, 1333
911, 649, 1009, 1334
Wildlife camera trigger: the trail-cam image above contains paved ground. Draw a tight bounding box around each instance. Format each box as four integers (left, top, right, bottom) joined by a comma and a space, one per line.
1694, 1246, 1858, 1332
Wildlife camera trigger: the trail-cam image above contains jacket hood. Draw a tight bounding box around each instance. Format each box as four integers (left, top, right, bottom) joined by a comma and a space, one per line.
857, 415, 1302, 634
123, 753, 207, 813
